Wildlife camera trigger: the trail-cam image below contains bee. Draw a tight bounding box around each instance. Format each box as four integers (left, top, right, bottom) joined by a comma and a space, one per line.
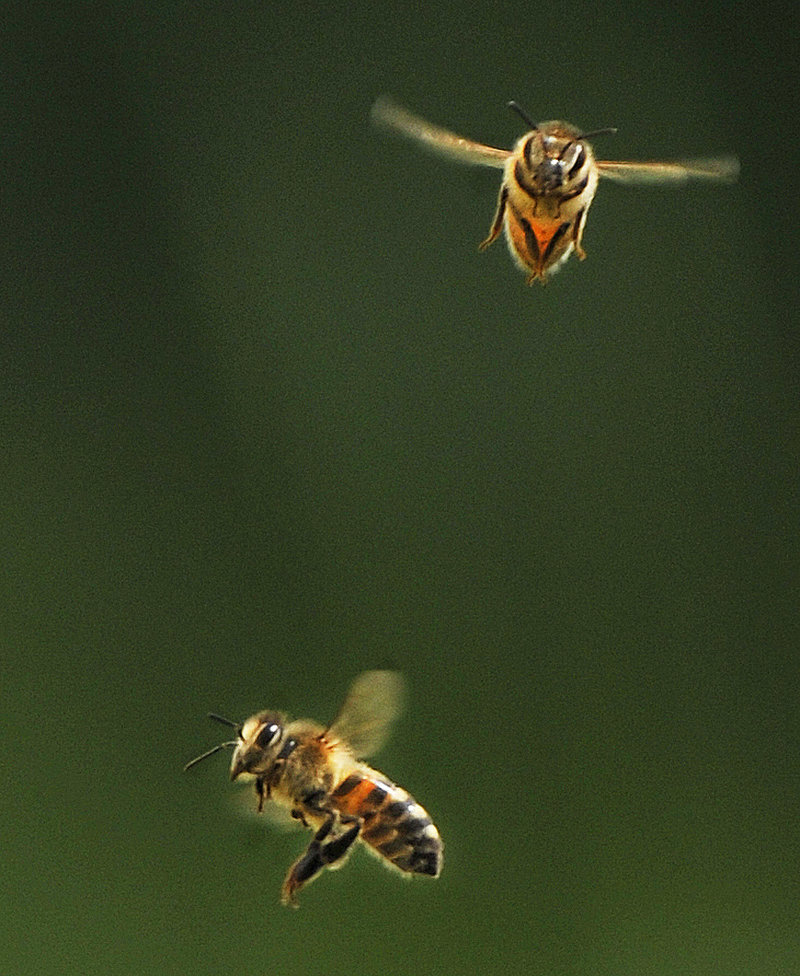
184, 671, 442, 907
371, 96, 739, 283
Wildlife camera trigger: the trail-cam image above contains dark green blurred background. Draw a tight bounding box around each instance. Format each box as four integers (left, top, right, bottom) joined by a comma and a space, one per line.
3, 2, 797, 974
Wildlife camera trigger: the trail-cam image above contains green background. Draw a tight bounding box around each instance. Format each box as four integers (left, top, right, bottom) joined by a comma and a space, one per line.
3, 3, 797, 974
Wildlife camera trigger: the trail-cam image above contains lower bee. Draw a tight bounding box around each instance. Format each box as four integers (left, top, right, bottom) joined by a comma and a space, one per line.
184, 671, 443, 907
372, 96, 739, 283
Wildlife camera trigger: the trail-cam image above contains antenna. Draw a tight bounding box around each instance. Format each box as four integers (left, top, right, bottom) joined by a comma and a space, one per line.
575, 127, 618, 141
507, 100, 538, 130
183, 712, 242, 772
207, 713, 241, 730
559, 127, 618, 160
183, 740, 238, 772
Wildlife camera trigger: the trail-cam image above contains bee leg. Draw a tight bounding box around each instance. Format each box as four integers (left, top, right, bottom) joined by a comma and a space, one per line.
290, 807, 309, 827
281, 816, 361, 908
571, 207, 587, 260
255, 778, 268, 813
479, 185, 508, 251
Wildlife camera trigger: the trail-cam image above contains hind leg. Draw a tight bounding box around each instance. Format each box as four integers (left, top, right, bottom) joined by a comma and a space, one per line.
281, 816, 361, 907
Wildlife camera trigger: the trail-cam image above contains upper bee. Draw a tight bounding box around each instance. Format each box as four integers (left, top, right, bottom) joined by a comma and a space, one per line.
371, 97, 738, 284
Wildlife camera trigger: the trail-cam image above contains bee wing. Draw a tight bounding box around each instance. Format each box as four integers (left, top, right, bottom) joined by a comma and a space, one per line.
372, 96, 510, 170
597, 157, 739, 184
328, 670, 405, 759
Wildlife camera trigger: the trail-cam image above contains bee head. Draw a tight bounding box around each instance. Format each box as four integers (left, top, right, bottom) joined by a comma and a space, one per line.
183, 711, 285, 780
229, 711, 285, 781
507, 101, 616, 194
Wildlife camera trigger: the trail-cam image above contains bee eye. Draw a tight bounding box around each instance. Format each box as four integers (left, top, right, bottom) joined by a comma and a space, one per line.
256, 723, 280, 748
568, 145, 586, 177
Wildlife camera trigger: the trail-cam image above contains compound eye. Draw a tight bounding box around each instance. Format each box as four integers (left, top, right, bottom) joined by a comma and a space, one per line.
568, 145, 586, 177
256, 722, 280, 749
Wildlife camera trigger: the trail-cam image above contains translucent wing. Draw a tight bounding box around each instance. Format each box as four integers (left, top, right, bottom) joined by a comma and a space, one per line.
328, 670, 405, 758
597, 157, 739, 184
372, 96, 510, 170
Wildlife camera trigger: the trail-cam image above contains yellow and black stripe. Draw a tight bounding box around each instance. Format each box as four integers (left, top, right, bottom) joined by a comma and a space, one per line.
331, 772, 443, 877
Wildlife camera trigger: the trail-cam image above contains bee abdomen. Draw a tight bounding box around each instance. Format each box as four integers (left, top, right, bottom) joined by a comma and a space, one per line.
331, 773, 443, 877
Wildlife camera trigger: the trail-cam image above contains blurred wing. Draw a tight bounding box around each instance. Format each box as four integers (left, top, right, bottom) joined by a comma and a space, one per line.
328, 670, 405, 759
597, 156, 739, 184
372, 96, 510, 169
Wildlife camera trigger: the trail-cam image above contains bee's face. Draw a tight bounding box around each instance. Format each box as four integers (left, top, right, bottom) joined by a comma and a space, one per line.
230, 711, 284, 780
513, 123, 595, 197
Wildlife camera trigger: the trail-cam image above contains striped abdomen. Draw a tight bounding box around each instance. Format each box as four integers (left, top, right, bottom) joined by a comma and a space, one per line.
330, 770, 442, 877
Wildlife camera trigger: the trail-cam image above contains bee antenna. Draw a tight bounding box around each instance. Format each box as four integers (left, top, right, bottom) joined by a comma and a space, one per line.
208, 712, 242, 731
507, 100, 538, 131
183, 740, 238, 773
575, 126, 618, 141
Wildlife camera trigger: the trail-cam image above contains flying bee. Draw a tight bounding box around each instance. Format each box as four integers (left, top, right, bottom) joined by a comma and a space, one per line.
371, 96, 739, 283
184, 671, 443, 907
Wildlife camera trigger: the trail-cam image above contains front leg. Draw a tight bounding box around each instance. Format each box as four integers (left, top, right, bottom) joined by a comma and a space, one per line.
571, 207, 588, 260
254, 777, 268, 813
281, 816, 361, 908
255, 756, 291, 813
479, 185, 508, 251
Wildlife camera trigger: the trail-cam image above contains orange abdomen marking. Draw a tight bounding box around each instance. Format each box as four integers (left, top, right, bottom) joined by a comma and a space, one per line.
330, 772, 442, 877
331, 774, 384, 818
506, 208, 572, 280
